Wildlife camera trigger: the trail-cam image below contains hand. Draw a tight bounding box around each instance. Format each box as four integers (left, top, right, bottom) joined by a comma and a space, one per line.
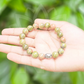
0, 19, 84, 72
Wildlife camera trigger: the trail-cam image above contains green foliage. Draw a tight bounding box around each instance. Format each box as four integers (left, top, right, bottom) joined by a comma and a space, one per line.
64, 0, 82, 12
0, 0, 84, 84
76, 12, 84, 30
12, 67, 29, 84
8, 0, 26, 12
0, 0, 11, 14
69, 72, 84, 84
25, 0, 56, 6
78, 2, 84, 14
50, 6, 71, 21
0, 60, 17, 84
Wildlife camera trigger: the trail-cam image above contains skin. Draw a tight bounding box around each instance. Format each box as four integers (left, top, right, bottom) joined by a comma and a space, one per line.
0, 19, 84, 72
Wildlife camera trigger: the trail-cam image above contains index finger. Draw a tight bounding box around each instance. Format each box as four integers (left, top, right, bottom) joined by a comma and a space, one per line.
2, 28, 38, 38
34, 19, 67, 29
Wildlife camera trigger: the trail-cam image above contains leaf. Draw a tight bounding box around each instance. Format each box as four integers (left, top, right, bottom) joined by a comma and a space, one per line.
25, 65, 38, 74
33, 68, 71, 84
25, 0, 56, 6
0, 52, 7, 61
12, 67, 30, 84
10, 62, 18, 78
8, 0, 26, 12
50, 6, 71, 21
78, 2, 84, 14
0, 60, 11, 84
5, 11, 31, 28
76, 12, 84, 30
64, 0, 82, 12
69, 72, 84, 84
68, 14, 78, 26
0, 0, 11, 14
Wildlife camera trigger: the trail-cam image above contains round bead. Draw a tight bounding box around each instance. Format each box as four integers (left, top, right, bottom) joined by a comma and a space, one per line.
27, 25, 33, 31
19, 39, 26, 45
58, 48, 64, 55
39, 23, 44, 29
45, 53, 52, 59
61, 43, 66, 49
23, 28, 28, 35
45, 22, 50, 28
22, 44, 28, 50
19, 33, 25, 39
32, 51, 39, 58
27, 48, 33, 55
57, 32, 63, 38
39, 53, 45, 60
33, 24, 38, 29
55, 27, 60, 33
51, 24, 56, 29
60, 37, 66, 43
52, 51, 59, 58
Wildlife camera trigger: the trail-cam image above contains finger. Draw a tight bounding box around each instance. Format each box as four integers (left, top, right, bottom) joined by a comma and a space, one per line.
0, 44, 36, 56
2, 28, 38, 38
0, 35, 35, 47
34, 19, 67, 29
7, 52, 56, 72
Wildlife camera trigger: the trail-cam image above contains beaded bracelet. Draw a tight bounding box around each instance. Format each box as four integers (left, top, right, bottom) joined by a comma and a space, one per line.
19, 22, 66, 60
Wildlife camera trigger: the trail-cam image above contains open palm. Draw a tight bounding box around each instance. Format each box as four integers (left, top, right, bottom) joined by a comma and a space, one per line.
0, 19, 84, 72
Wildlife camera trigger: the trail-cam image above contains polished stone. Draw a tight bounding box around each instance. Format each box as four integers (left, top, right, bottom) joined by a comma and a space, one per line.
45, 53, 52, 59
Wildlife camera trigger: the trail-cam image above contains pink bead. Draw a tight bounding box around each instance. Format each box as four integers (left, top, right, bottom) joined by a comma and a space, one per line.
39, 53, 45, 60
60, 37, 66, 43
33, 23, 38, 29
51, 24, 56, 29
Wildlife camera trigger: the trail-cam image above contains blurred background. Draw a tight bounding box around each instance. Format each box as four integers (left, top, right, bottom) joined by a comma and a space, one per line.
0, 0, 84, 84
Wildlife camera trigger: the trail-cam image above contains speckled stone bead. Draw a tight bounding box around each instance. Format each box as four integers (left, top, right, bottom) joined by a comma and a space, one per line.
19, 33, 25, 39
22, 44, 28, 50
60, 37, 66, 43
58, 48, 64, 55
39, 53, 45, 60
27, 25, 33, 31
33, 23, 38, 29
52, 51, 59, 58
27, 48, 33, 55
32, 51, 39, 58
45, 22, 50, 28
55, 27, 60, 33
57, 32, 63, 38
61, 43, 66, 49
51, 24, 55, 29
39, 23, 44, 29
19, 39, 26, 45
23, 28, 28, 35
45, 53, 52, 59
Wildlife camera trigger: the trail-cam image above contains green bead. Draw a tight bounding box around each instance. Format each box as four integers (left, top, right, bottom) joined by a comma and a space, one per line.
27, 25, 33, 31
23, 28, 28, 35
39, 23, 44, 29
45, 22, 50, 28
58, 48, 64, 55
19, 33, 25, 39
61, 43, 66, 49
22, 44, 28, 50
27, 49, 33, 55
52, 51, 59, 58
20, 39, 26, 45
55, 27, 60, 33
32, 51, 39, 58
57, 32, 63, 38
